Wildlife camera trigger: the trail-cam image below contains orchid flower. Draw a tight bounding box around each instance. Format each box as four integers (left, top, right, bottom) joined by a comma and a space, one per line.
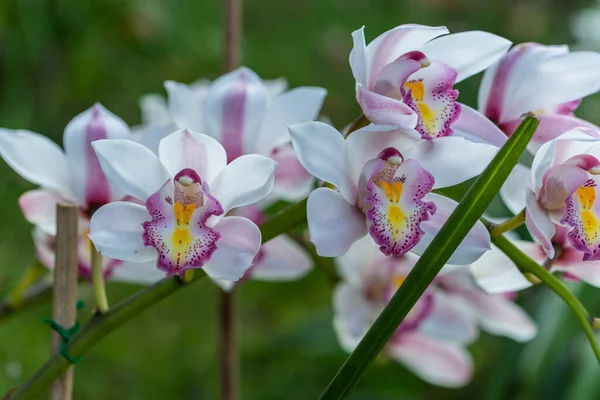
472, 43, 600, 151
477, 127, 600, 291
165, 67, 324, 201
350, 24, 511, 144
163, 67, 322, 287
0, 104, 164, 284
89, 129, 277, 281
334, 236, 536, 387
289, 121, 495, 263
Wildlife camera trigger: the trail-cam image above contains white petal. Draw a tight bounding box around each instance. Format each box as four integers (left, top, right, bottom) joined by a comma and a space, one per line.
92, 139, 172, 201
0, 128, 74, 198
133, 122, 177, 155
164, 80, 204, 131
405, 136, 498, 189
88, 202, 157, 263
470, 241, 540, 293
210, 154, 276, 213
388, 332, 473, 388
525, 189, 556, 258
363, 24, 449, 88
251, 235, 312, 281
63, 103, 131, 205
500, 163, 531, 215
203, 67, 268, 158
420, 31, 512, 83
333, 283, 375, 352
18, 190, 68, 235
335, 235, 380, 286
418, 290, 478, 344
553, 259, 600, 287
158, 129, 227, 183
32, 227, 55, 269
451, 103, 508, 147
252, 87, 327, 154
211, 278, 236, 292
349, 26, 368, 84
203, 216, 261, 281
411, 193, 491, 265
289, 121, 355, 202
139, 93, 172, 126
110, 261, 167, 285
307, 188, 367, 257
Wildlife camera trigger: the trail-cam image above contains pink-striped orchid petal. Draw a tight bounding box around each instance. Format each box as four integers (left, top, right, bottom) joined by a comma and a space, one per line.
388, 332, 473, 388
501, 114, 600, 152
470, 240, 541, 293
210, 154, 277, 213
419, 31, 512, 83
203, 67, 268, 161
500, 163, 530, 215
250, 235, 311, 281
19, 190, 68, 235
333, 283, 376, 351
142, 169, 223, 276
32, 227, 56, 269
444, 269, 537, 341
351, 25, 449, 89
202, 216, 262, 281
525, 189, 556, 258
0, 128, 74, 200
553, 258, 600, 287
356, 85, 418, 128
411, 193, 491, 265
561, 175, 600, 261
251, 87, 327, 155
402, 61, 461, 139
307, 188, 367, 257
92, 139, 171, 201
417, 290, 478, 344
451, 103, 508, 146
64, 104, 130, 208
164, 80, 204, 132
158, 129, 227, 184
269, 144, 314, 202
289, 121, 356, 203
362, 148, 436, 257
88, 201, 157, 263
133, 121, 176, 155
540, 160, 597, 210
404, 136, 498, 189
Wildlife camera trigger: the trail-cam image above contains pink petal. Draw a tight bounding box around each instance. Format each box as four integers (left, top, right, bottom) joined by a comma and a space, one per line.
19, 190, 68, 235
525, 189, 556, 258
452, 103, 508, 146
269, 144, 314, 202
250, 235, 311, 281
357, 85, 417, 128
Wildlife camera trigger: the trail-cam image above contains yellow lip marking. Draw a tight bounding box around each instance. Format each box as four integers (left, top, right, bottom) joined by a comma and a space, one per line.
577, 186, 599, 243
404, 80, 436, 136
376, 181, 406, 239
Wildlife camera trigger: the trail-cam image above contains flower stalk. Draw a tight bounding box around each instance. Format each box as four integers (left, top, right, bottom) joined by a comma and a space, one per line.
90, 242, 109, 313
490, 208, 526, 237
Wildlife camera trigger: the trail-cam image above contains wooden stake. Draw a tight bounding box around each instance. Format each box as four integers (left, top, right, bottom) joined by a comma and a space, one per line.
50, 203, 79, 400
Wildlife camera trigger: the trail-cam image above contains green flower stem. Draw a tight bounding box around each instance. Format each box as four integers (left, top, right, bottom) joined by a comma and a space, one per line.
319, 116, 539, 400
8, 200, 308, 400
492, 234, 600, 364
7, 262, 47, 307
490, 208, 526, 237
0, 283, 52, 324
90, 242, 109, 313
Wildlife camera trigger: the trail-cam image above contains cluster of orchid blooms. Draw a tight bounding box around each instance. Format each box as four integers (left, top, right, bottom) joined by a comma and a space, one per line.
2, 23, 600, 387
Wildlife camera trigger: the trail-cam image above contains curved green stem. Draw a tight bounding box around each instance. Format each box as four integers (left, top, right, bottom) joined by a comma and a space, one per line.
90, 242, 109, 313
8, 200, 308, 400
0, 283, 52, 324
492, 234, 600, 364
490, 209, 526, 237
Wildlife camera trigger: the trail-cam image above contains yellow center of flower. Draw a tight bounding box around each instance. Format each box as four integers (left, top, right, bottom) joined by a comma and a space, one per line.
172, 201, 196, 251
393, 274, 406, 289
377, 181, 405, 239
404, 81, 435, 135
577, 186, 599, 242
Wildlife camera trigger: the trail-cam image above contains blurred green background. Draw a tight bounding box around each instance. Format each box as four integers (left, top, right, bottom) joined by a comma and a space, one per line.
2, 0, 600, 398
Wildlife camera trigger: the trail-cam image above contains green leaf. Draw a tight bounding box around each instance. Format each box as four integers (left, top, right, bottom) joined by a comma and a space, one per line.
319, 116, 540, 399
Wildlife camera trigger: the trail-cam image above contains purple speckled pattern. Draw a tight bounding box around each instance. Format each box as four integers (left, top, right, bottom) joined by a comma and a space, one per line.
84, 105, 112, 208
363, 148, 436, 257
561, 176, 600, 261
142, 169, 224, 276
401, 60, 461, 139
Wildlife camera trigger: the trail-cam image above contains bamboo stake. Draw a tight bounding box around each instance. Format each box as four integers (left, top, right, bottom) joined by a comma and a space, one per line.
49, 203, 78, 400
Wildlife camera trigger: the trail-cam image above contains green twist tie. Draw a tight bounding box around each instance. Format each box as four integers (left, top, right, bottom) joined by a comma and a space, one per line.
43, 300, 85, 364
